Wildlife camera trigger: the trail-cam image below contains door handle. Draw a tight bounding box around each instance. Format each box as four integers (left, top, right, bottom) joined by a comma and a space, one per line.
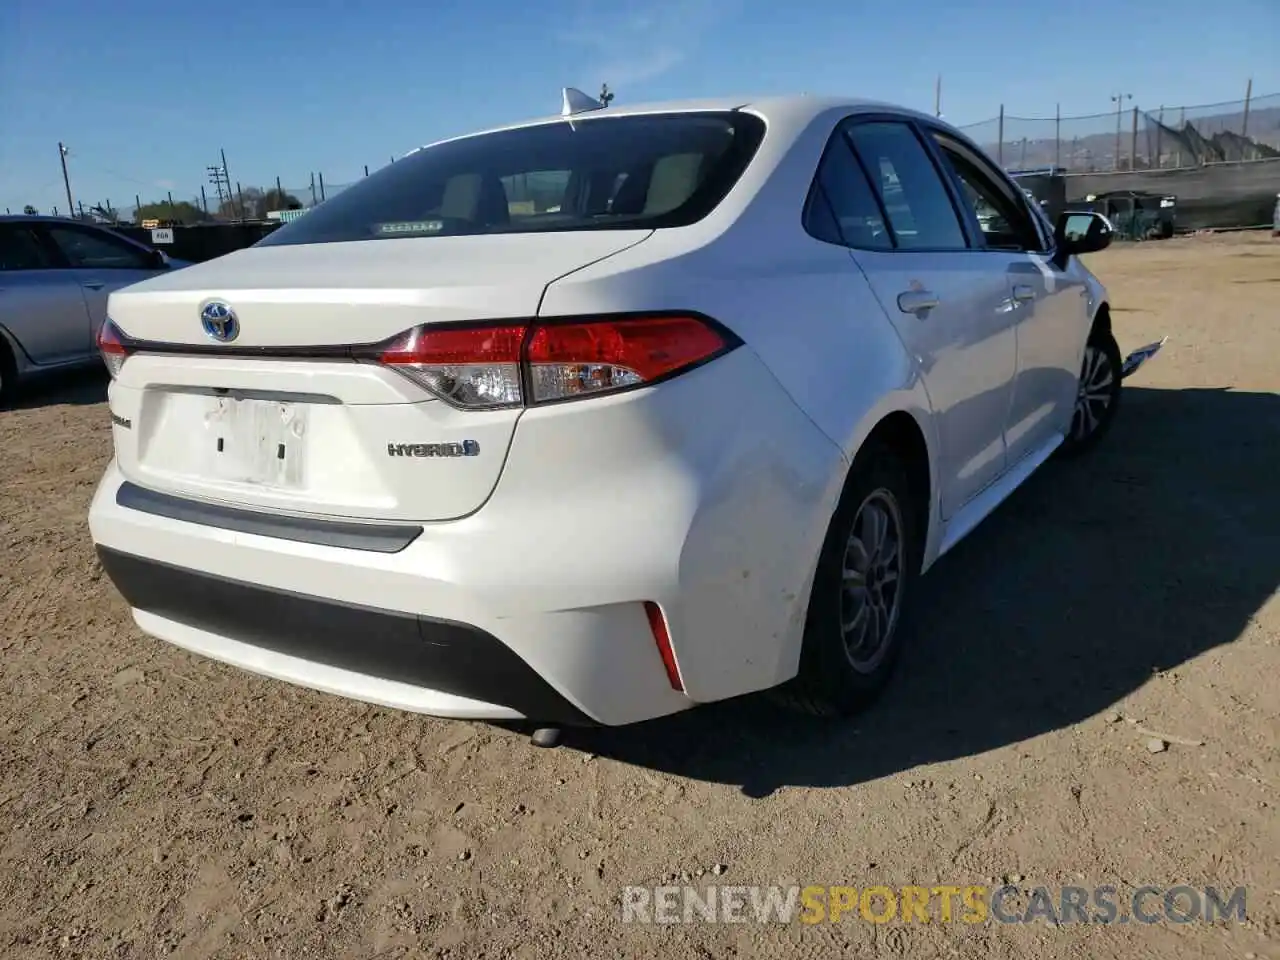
897, 290, 939, 316
1011, 284, 1036, 303
82, 280, 106, 290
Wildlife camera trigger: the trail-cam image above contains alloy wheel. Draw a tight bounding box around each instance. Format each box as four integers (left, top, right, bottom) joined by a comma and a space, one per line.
840, 488, 905, 674
1070, 344, 1115, 442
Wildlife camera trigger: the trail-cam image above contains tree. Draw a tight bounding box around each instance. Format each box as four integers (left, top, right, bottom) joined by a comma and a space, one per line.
217, 185, 264, 221
22, 204, 37, 215
212, 186, 303, 221
258, 188, 303, 214
135, 199, 208, 225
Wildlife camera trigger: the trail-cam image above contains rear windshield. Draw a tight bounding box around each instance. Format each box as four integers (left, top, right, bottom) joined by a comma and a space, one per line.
257, 111, 765, 246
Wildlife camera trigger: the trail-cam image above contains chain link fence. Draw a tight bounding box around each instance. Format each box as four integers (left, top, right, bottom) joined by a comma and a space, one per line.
957, 91, 1280, 173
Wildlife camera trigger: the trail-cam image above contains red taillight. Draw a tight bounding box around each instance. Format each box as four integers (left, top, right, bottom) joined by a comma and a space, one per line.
644, 601, 684, 692
526, 315, 730, 404
372, 314, 734, 409
97, 319, 131, 379
377, 323, 526, 408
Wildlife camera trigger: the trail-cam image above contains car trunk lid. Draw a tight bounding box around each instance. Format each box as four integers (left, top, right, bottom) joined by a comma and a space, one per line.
104, 231, 651, 524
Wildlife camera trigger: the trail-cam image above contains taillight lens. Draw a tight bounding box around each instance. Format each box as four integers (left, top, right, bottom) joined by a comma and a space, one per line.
526, 315, 730, 403
97, 319, 131, 378
378, 323, 526, 409
373, 314, 735, 409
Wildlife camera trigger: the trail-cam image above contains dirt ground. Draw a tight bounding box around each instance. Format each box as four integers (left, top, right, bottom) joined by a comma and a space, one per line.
1, 234, 1277, 960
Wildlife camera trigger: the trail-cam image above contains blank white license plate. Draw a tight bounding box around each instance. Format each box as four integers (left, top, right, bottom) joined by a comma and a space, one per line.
204, 396, 308, 488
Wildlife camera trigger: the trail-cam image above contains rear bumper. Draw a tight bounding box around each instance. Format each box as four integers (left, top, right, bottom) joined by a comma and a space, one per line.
88, 346, 846, 725
89, 457, 702, 725
95, 546, 592, 725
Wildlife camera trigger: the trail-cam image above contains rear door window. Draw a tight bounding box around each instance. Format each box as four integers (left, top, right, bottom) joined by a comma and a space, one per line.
43, 225, 155, 269
842, 121, 969, 251
805, 136, 893, 250
0, 224, 55, 270
258, 112, 766, 246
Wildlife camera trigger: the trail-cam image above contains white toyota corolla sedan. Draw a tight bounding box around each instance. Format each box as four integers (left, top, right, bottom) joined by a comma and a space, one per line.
88, 91, 1161, 731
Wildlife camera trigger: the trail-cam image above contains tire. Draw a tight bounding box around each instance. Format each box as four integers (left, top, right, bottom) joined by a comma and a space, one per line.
776, 439, 921, 717
1059, 328, 1122, 458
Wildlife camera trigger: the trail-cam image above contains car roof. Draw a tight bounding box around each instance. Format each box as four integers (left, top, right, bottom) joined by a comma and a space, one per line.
406, 93, 940, 155
0, 214, 117, 226
0, 215, 157, 252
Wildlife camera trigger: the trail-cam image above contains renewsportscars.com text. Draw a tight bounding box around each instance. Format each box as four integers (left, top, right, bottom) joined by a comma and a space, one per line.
620, 884, 1247, 926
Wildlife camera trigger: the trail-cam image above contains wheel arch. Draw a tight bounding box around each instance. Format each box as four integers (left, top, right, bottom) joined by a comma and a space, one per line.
770, 402, 938, 699
0, 323, 31, 371
854, 409, 934, 567
834, 395, 941, 575
1091, 301, 1112, 339
0, 324, 21, 378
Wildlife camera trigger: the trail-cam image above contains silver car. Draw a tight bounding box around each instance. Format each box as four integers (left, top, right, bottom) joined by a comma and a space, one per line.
0, 215, 187, 405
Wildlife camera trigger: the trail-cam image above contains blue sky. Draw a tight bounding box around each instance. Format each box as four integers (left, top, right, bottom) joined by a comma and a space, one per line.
2, 0, 1276, 215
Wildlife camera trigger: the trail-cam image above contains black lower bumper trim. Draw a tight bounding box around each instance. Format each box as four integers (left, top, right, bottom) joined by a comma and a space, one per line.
116, 482, 423, 554
96, 547, 594, 726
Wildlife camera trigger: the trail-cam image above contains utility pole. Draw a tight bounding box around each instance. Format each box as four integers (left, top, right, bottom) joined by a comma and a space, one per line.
207, 166, 227, 209
58, 142, 75, 217
1242, 77, 1253, 139
1155, 106, 1164, 168
934, 75, 942, 117
207, 167, 223, 207
207, 159, 232, 214
997, 104, 1004, 166
1130, 106, 1139, 171
1054, 103, 1061, 170
221, 149, 241, 218
599, 83, 614, 107
1111, 93, 1132, 171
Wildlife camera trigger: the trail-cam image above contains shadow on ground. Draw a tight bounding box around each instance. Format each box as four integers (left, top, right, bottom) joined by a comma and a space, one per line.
563, 386, 1280, 796
12, 368, 108, 409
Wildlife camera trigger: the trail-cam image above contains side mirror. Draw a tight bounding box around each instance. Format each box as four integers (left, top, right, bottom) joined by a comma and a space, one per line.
149, 249, 171, 269
1054, 211, 1113, 261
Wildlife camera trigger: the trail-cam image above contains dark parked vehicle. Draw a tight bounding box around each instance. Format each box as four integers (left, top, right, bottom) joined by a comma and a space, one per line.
1069, 191, 1177, 240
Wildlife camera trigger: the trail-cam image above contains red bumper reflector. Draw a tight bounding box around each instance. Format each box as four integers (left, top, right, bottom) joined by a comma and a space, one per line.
644, 601, 683, 692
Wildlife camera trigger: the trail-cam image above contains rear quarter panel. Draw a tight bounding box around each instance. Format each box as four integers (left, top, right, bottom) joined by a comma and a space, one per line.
538, 106, 943, 694
540, 102, 943, 555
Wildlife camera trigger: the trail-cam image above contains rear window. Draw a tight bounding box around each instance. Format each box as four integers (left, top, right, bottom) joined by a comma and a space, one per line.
257, 112, 765, 247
